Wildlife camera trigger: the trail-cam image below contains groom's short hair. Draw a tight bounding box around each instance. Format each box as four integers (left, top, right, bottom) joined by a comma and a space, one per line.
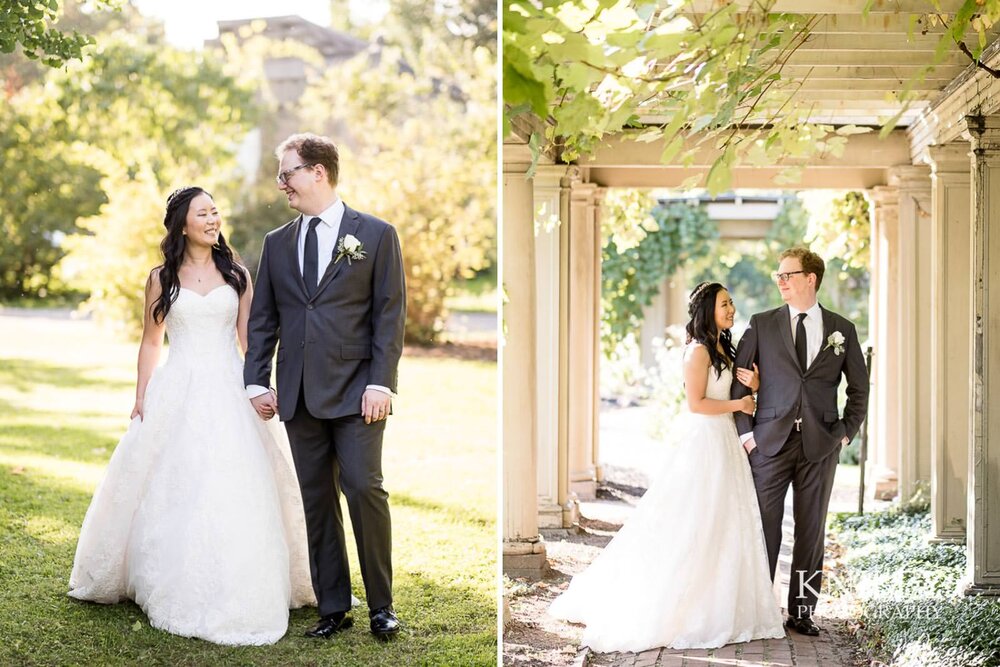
780, 247, 825, 291
275, 133, 340, 186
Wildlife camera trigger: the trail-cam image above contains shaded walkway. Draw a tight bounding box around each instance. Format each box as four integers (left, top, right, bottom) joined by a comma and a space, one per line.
503, 404, 887, 666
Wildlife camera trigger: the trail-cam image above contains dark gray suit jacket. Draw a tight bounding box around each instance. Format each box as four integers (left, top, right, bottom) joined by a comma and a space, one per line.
244, 204, 406, 421
730, 304, 869, 461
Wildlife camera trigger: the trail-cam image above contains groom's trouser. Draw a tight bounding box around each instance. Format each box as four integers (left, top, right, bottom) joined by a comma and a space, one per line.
748, 429, 839, 619
284, 389, 393, 617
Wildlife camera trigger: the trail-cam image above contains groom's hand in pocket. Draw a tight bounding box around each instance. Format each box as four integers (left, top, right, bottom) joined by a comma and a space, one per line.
742, 437, 757, 455
362, 389, 391, 424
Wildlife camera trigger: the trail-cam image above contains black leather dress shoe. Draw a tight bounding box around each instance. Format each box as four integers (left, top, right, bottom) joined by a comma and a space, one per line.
785, 615, 821, 636
304, 611, 353, 638
369, 606, 400, 640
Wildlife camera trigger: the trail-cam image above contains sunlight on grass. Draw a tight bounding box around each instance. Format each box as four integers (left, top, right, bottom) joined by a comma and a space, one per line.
0, 314, 497, 666
0, 452, 105, 491
23, 515, 80, 545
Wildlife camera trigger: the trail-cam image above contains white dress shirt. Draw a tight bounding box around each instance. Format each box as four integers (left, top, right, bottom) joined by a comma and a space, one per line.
247, 198, 393, 401
297, 199, 344, 286
788, 301, 824, 369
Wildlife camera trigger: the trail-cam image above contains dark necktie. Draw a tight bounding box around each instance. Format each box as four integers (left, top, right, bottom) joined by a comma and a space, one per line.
795, 312, 808, 371
303, 217, 321, 298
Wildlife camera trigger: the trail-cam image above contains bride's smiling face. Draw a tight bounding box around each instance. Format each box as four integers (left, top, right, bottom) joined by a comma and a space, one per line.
182, 193, 221, 248
714, 289, 736, 331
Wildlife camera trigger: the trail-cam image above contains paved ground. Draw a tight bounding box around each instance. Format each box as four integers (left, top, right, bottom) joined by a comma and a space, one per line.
504, 403, 887, 667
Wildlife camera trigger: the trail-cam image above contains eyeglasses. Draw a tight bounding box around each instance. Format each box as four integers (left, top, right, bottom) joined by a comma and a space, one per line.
773, 270, 806, 283
276, 163, 315, 185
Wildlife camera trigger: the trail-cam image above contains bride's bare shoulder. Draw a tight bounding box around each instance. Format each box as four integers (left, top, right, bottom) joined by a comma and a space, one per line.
682, 342, 710, 364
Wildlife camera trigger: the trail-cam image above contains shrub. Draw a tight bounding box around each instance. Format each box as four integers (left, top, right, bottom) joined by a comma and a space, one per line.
831, 506, 1000, 667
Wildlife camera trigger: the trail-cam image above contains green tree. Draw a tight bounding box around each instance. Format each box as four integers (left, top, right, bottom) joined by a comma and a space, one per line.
601, 193, 717, 355
504, 1, 860, 191
47, 35, 257, 331
369, 0, 496, 56
0, 99, 105, 298
0, 0, 120, 68
0, 1, 155, 95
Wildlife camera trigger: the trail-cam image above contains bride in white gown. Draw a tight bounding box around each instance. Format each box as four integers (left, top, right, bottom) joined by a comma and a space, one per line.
549, 282, 785, 653
68, 186, 315, 645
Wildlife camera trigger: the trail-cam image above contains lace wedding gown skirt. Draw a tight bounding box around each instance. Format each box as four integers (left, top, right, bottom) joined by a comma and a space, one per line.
68, 285, 315, 645
549, 365, 784, 653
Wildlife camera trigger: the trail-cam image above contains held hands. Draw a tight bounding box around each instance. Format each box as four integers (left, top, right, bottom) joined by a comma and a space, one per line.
735, 363, 760, 392
362, 389, 391, 424
738, 395, 756, 415
251, 389, 278, 421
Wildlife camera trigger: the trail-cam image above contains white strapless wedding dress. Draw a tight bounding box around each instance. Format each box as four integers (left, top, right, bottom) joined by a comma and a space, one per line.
68, 285, 315, 645
549, 364, 785, 653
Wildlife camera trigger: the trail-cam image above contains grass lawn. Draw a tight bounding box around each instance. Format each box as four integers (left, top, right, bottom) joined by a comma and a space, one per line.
0, 314, 497, 666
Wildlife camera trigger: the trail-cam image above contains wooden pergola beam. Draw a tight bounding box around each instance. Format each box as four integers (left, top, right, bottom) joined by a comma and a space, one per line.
583, 130, 911, 168
685, 0, 967, 13
586, 166, 892, 189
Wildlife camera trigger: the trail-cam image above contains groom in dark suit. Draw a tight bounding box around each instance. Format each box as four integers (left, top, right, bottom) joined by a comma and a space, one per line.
731, 247, 868, 636
244, 133, 405, 640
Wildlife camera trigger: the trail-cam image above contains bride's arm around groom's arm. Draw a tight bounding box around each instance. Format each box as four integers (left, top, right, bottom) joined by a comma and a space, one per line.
731, 316, 760, 438
683, 344, 756, 416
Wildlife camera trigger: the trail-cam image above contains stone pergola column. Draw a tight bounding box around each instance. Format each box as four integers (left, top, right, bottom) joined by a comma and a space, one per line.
502, 146, 546, 576
867, 185, 900, 500
964, 116, 1000, 595
566, 171, 604, 499
890, 166, 933, 502
640, 268, 689, 367
533, 165, 575, 529
924, 144, 972, 543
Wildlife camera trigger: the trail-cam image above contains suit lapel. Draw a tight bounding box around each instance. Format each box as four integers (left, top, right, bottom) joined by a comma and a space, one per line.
286, 215, 308, 298
311, 205, 361, 301
776, 305, 802, 373
805, 306, 837, 375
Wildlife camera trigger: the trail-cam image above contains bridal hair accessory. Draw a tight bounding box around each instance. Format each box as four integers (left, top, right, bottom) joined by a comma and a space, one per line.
687, 281, 714, 316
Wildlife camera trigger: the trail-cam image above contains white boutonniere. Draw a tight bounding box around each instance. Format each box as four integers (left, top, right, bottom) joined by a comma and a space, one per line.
824, 331, 846, 356
334, 234, 366, 265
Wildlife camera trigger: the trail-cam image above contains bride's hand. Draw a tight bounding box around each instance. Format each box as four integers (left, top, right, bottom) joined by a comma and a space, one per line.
131, 398, 143, 421
738, 395, 756, 415
736, 363, 760, 392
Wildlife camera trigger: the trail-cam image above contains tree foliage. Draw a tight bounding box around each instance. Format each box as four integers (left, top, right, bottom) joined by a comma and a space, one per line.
0, 0, 120, 68
46, 35, 257, 331
299, 34, 496, 344
348, 0, 497, 56
503, 0, 1000, 192
503, 0, 862, 192
0, 99, 105, 298
601, 193, 717, 355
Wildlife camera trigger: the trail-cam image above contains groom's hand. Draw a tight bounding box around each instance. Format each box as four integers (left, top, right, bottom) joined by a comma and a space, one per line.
362, 389, 391, 424
251, 390, 277, 421
742, 437, 757, 455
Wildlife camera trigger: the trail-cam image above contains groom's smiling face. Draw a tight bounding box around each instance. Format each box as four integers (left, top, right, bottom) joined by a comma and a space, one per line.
277, 150, 320, 213
776, 257, 817, 306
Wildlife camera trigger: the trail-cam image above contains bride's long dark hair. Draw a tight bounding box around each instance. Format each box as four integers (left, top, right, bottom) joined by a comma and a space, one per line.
685, 281, 736, 379
151, 186, 247, 323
